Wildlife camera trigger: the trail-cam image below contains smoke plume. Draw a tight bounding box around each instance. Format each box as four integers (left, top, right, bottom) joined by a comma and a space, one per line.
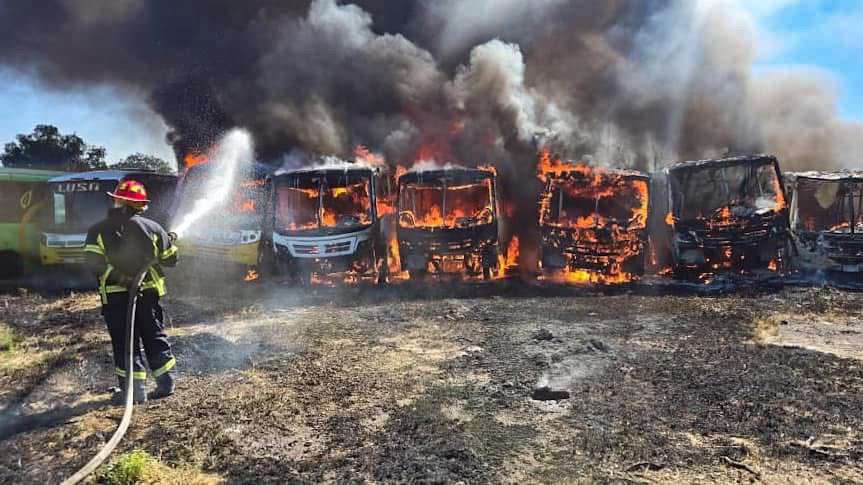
0, 0, 858, 171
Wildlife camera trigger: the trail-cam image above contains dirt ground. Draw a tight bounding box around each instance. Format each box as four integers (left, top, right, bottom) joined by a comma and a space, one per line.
1, 280, 862, 484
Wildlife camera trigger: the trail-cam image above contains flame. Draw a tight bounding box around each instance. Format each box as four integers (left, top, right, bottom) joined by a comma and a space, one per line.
768, 259, 778, 271
477, 164, 498, 177
666, 212, 675, 226
399, 179, 494, 229
537, 148, 649, 285
244, 269, 259, 281
505, 236, 520, 269
354, 145, 386, 166
183, 152, 208, 170
543, 269, 635, 285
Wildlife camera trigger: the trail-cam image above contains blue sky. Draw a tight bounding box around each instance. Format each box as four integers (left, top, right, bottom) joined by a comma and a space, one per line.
745, 0, 863, 120
0, 1, 860, 164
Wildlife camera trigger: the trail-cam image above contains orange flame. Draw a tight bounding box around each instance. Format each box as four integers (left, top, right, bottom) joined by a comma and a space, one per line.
537, 148, 649, 285
505, 236, 520, 269
354, 145, 386, 166
244, 269, 259, 282
183, 152, 208, 170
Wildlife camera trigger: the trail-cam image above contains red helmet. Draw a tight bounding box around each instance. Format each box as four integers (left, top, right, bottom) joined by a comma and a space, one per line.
108, 179, 150, 203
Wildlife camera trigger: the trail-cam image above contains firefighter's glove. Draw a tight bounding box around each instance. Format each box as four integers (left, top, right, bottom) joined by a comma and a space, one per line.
168, 232, 178, 243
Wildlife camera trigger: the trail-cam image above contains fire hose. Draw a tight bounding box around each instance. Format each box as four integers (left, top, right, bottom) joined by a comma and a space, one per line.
61, 268, 149, 485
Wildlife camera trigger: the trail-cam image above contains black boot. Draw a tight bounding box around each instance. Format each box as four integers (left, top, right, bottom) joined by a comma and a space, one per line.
112, 377, 148, 405
149, 372, 175, 400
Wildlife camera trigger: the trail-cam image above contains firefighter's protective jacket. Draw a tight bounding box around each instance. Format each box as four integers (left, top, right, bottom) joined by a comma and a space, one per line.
85, 208, 178, 303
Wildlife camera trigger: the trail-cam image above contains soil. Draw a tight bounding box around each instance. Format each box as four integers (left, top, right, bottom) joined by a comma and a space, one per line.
1, 281, 862, 484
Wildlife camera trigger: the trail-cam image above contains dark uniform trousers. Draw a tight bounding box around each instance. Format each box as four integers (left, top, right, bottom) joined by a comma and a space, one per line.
103, 290, 175, 381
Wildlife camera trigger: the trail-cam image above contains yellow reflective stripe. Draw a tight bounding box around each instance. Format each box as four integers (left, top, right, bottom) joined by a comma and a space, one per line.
96, 234, 106, 251
115, 368, 147, 380
161, 244, 178, 259
151, 357, 176, 377
151, 234, 160, 260
105, 285, 127, 294
147, 266, 167, 296
85, 244, 104, 254
99, 265, 114, 303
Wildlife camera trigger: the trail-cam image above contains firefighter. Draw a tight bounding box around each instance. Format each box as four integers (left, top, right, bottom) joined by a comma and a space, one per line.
84, 179, 179, 403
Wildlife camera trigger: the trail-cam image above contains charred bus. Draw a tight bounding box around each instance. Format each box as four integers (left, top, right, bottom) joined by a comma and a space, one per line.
0, 168, 66, 277
650, 155, 789, 279
397, 167, 500, 279
41, 170, 176, 267
785, 171, 863, 284
171, 162, 273, 275
261, 164, 392, 285
539, 166, 650, 283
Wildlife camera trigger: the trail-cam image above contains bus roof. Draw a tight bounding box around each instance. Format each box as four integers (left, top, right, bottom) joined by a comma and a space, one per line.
0, 167, 68, 182
274, 164, 381, 178
185, 162, 274, 180
398, 167, 495, 185
786, 170, 863, 183
666, 154, 779, 175
48, 169, 177, 183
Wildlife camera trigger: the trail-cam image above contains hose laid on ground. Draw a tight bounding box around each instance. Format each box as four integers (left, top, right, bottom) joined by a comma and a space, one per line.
62, 269, 148, 485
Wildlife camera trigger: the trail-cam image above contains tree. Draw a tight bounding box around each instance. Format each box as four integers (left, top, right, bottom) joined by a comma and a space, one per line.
113, 153, 175, 174
0, 124, 108, 171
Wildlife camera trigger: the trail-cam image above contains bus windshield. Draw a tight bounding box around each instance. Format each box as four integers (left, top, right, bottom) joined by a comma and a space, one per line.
398, 177, 493, 229
275, 172, 373, 234
48, 181, 115, 232
175, 165, 266, 232
795, 179, 863, 233
546, 176, 648, 230
671, 161, 784, 221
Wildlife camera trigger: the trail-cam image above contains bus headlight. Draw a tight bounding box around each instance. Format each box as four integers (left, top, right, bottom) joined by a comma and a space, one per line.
42, 234, 61, 247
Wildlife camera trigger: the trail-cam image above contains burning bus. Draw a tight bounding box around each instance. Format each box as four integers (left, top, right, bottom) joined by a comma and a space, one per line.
651, 155, 789, 279
260, 164, 393, 285
172, 162, 273, 276
396, 167, 500, 280
41, 170, 176, 267
538, 163, 650, 284
785, 171, 863, 284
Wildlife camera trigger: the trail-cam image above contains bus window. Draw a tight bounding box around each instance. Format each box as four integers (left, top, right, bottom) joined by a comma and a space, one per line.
53, 193, 67, 225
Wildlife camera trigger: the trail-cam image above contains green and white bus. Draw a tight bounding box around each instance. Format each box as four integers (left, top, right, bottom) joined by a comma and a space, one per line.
0, 168, 66, 278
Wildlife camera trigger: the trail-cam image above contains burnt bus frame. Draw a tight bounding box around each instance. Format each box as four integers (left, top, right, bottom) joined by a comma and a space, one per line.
260, 166, 390, 285
650, 155, 791, 277
396, 168, 501, 279
539, 171, 651, 278
786, 171, 863, 284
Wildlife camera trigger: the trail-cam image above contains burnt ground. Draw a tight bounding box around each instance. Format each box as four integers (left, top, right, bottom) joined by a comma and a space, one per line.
1, 281, 862, 484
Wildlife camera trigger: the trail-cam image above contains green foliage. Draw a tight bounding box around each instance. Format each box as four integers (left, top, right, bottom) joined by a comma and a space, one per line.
0, 324, 17, 353
0, 124, 108, 172
100, 449, 157, 485
113, 153, 175, 174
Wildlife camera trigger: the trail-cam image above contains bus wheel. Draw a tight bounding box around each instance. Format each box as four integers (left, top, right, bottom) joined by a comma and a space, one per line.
0, 251, 23, 279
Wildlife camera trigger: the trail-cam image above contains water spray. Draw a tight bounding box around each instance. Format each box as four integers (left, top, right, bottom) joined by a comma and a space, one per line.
171, 129, 255, 238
